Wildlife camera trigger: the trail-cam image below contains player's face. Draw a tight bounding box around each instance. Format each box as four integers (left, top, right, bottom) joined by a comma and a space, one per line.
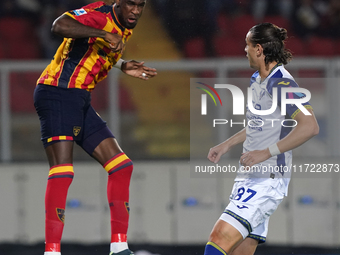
245, 32, 259, 69
115, 0, 146, 29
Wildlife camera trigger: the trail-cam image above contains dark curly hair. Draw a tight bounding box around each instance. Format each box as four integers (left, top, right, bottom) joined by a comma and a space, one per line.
249, 23, 292, 65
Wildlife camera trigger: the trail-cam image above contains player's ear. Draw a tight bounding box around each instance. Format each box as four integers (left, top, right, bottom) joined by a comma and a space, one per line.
256, 44, 263, 56
115, 0, 120, 7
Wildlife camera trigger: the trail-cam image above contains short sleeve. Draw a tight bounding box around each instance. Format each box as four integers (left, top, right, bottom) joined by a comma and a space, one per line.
65, 8, 107, 30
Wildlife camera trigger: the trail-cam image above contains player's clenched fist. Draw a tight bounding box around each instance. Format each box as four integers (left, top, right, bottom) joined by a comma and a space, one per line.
104, 32, 124, 52
207, 142, 230, 164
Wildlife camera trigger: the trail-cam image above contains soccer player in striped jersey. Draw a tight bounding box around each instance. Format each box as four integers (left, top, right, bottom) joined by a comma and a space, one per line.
34, 1, 156, 255
204, 23, 319, 255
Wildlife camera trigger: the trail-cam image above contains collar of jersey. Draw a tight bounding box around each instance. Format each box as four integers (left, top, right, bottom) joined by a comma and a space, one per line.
110, 4, 126, 34
268, 62, 282, 76
257, 62, 283, 84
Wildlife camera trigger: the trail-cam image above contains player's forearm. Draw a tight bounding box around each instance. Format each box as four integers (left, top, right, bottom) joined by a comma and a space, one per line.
208, 128, 247, 163
275, 111, 319, 155
52, 14, 107, 39
223, 128, 247, 149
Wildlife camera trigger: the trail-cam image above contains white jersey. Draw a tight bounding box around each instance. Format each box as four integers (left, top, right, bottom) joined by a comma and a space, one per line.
235, 64, 312, 185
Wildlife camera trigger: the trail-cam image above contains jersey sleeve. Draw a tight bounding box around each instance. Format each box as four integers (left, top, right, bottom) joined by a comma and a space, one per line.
65, 7, 107, 30
267, 78, 313, 119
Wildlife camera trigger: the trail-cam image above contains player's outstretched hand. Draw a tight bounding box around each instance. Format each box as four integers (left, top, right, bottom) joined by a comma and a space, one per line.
239, 149, 271, 168
207, 143, 230, 164
122, 60, 157, 80
104, 32, 124, 53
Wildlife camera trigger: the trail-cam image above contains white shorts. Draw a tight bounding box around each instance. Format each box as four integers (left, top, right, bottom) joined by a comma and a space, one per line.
219, 178, 286, 243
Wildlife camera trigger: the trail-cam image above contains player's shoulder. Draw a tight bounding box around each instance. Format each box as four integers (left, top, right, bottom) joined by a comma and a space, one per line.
266, 65, 298, 93
67, 1, 112, 28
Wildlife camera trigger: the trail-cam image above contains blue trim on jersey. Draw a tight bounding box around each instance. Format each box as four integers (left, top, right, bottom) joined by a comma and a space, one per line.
267, 77, 297, 95
250, 71, 259, 85
279, 119, 293, 140
265, 68, 292, 176
266, 73, 312, 118
270, 69, 283, 79
277, 118, 294, 176
276, 153, 286, 176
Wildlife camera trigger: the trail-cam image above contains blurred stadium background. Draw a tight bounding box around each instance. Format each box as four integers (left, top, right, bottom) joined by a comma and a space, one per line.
0, 0, 340, 254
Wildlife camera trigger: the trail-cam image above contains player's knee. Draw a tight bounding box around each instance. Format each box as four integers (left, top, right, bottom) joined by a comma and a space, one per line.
209, 228, 230, 243
209, 219, 247, 245
208, 227, 245, 255
208, 230, 234, 255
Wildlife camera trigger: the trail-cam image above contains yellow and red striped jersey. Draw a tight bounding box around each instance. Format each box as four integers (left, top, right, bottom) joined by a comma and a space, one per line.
37, 1, 132, 91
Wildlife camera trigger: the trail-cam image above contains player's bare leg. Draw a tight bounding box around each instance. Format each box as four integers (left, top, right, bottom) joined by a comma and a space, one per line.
204, 219, 245, 255
92, 138, 134, 255
230, 238, 258, 255
92, 138, 122, 164
45, 141, 74, 167
44, 141, 74, 255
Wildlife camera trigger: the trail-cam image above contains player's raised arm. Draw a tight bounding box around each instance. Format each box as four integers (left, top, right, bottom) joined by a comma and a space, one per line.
52, 14, 123, 52
208, 128, 247, 163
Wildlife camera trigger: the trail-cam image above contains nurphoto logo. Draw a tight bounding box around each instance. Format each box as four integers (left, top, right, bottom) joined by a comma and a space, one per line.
198, 83, 312, 128
200, 84, 311, 116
